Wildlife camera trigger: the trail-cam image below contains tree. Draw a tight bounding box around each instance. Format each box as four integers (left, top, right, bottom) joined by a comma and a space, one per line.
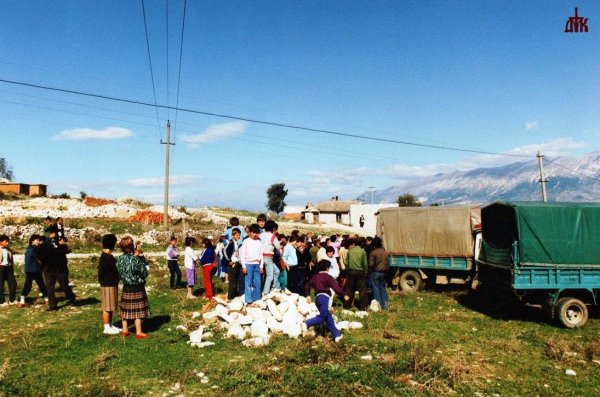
397, 193, 422, 207
266, 183, 288, 213
0, 158, 14, 181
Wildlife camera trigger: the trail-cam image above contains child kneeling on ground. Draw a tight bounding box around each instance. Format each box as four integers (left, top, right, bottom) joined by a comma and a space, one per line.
303, 259, 349, 342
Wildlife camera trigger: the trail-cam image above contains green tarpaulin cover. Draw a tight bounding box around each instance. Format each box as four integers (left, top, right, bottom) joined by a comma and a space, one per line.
481, 201, 600, 266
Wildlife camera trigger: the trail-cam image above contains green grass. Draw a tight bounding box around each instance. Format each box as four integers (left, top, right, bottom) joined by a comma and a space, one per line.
0, 261, 599, 396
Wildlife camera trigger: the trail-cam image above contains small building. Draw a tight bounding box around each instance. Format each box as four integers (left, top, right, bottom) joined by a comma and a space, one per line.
350, 203, 398, 232
302, 198, 362, 225
0, 182, 47, 197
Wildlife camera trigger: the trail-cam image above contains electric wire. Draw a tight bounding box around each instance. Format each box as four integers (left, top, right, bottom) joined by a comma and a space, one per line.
544, 158, 600, 182
173, 0, 187, 142
165, 0, 170, 121
141, 0, 163, 140
0, 77, 533, 159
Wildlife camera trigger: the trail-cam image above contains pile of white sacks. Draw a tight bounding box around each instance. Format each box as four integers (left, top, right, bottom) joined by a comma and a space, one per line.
187, 291, 370, 348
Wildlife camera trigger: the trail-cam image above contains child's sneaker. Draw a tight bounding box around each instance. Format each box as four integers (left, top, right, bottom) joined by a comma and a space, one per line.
103, 328, 120, 335
334, 335, 343, 343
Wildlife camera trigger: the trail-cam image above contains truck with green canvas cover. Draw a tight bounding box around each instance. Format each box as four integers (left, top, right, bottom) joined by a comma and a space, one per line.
376, 206, 481, 292
477, 201, 600, 328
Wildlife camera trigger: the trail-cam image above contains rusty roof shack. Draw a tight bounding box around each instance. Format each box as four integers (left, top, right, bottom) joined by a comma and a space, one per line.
0, 181, 47, 197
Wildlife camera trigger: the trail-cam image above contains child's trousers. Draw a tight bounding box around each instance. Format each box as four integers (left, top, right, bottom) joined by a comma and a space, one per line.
305, 293, 341, 339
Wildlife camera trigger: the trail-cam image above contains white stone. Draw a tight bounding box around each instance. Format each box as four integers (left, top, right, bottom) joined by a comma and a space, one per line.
250, 321, 269, 339
238, 315, 254, 325
266, 299, 283, 321
341, 309, 355, 317
196, 341, 215, 348
355, 311, 369, 319
336, 321, 350, 330
360, 355, 373, 360
348, 321, 364, 329
369, 300, 381, 312
228, 298, 244, 312
565, 369, 577, 376
242, 336, 270, 347
176, 325, 188, 332
189, 329, 204, 344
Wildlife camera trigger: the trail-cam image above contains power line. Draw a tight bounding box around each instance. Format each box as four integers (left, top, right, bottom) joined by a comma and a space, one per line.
165, 0, 170, 120
173, 0, 188, 142
545, 157, 600, 182
141, 0, 162, 140
0, 77, 532, 159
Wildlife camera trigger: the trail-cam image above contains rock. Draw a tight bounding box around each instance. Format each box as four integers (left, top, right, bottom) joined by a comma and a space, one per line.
336, 321, 350, 330
250, 321, 269, 339
355, 311, 369, 319
226, 322, 247, 340
266, 299, 283, 321
195, 341, 215, 348
238, 315, 254, 325
175, 325, 188, 332
228, 298, 244, 312
266, 317, 284, 333
565, 369, 577, 376
189, 329, 204, 344
242, 336, 270, 347
369, 300, 381, 312
360, 355, 373, 360
348, 321, 364, 329
341, 309, 355, 317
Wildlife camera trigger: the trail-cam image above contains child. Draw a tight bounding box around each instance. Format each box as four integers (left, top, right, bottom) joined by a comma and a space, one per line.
277, 235, 289, 293
135, 241, 148, 270
20, 234, 48, 306
283, 235, 298, 294
184, 237, 198, 299
98, 234, 121, 335
216, 235, 229, 283
199, 238, 216, 300
261, 220, 281, 295
116, 236, 150, 339
256, 214, 267, 234
224, 228, 243, 300
240, 224, 263, 304
165, 236, 181, 289
303, 259, 349, 342
325, 246, 340, 280
0, 234, 17, 306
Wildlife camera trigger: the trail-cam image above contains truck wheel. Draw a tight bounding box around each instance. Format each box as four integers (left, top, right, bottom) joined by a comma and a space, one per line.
399, 270, 423, 292
555, 297, 588, 328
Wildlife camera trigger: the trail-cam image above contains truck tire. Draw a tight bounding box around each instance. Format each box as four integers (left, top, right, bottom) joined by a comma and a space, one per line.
555, 297, 588, 329
399, 270, 423, 292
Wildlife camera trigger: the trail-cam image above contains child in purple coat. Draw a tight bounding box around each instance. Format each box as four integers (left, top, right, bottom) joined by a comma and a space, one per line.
303, 259, 349, 342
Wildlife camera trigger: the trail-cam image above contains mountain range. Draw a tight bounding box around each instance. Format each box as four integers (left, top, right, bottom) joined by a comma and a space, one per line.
360, 151, 600, 205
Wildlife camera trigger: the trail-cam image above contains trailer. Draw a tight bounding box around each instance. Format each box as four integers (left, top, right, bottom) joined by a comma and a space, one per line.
376, 206, 481, 292
477, 201, 600, 328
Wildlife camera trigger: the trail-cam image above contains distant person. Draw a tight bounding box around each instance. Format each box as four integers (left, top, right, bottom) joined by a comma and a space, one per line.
135, 241, 147, 269
359, 215, 365, 228
38, 227, 76, 311
0, 234, 17, 306
240, 223, 263, 304
183, 237, 199, 300
19, 234, 48, 306
199, 238, 216, 301
303, 259, 349, 343
98, 234, 121, 335
116, 236, 150, 339
224, 228, 243, 300
256, 214, 267, 234
343, 238, 368, 311
277, 235, 288, 293
224, 217, 247, 242
283, 236, 299, 294
368, 237, 390, 310
261, 220, 281, 295
326, 246, 339, 280
55, 217, 65, 241
165, 236, 181, 289
295, 235, 311, 296
43, 216, 54, 238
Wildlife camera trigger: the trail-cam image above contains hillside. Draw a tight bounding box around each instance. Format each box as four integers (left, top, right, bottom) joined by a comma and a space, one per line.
364, 151, 600, 205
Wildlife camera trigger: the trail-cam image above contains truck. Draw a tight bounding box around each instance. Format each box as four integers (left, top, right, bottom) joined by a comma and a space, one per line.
477, 201, 600, 328
376, 206, 481, 292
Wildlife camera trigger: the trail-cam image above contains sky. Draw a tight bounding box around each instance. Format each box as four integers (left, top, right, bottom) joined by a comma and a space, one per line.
1, 1, 599, 210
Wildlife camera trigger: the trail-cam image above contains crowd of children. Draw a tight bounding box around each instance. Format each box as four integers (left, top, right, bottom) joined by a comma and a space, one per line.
0, 214, 391, 342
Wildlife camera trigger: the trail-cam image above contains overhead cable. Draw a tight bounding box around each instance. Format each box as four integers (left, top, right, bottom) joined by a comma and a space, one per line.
0, 77, 532, 159
141, 0, 163, 139
173, 0, 188, 141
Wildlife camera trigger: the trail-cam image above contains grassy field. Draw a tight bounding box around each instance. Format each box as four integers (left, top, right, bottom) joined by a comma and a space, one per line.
0, 258, 598, 396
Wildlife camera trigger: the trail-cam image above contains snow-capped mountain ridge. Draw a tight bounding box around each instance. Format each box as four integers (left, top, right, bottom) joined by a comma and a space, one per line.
362, 151, 600, 205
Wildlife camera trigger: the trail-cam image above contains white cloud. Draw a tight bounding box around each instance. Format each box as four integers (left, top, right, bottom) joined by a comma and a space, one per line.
525, 121, 539, 130
126, 175, 204, 188
51, 127, 134, 141
179, 121, 248, 147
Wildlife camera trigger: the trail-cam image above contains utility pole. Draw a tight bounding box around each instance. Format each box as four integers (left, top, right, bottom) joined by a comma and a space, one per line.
537, 151, 548, 202
161, 120, 175, 229
369, 186, 375, 204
